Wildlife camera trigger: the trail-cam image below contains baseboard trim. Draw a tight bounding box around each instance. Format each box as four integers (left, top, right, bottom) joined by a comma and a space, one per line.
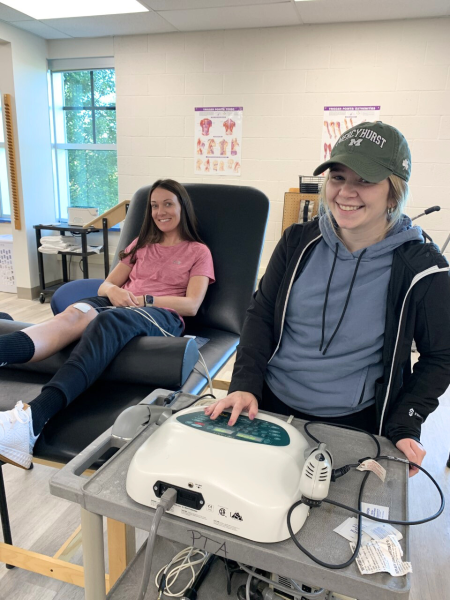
17, 281, 61, 300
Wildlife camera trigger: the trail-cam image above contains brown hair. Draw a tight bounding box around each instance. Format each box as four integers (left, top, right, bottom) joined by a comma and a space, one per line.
119, 179, 203, 264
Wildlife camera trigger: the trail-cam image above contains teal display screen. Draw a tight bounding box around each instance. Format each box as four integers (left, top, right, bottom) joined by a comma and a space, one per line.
176, 411, 290, 446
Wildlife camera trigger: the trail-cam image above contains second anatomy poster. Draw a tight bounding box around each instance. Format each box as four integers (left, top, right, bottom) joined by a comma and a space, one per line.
321, 106, 380, 162
195, 107, 243, 176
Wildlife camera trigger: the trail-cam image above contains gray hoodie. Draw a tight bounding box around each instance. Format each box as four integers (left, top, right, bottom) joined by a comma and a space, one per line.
265, 214, 423, 416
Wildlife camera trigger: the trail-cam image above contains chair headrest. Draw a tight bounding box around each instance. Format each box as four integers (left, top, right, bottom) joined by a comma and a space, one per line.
113, 183, 269, 335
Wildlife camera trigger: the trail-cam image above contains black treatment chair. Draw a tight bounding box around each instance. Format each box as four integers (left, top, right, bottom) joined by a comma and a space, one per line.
0, 183, 269, 587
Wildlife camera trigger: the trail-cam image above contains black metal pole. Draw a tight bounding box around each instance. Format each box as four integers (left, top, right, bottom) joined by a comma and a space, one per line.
35, 227, 45, 293
81, 231, 89, 278
103, 218, 109, 277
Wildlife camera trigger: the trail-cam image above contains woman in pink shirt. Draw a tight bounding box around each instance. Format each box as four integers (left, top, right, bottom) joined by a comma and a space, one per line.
0, 180, 215, 469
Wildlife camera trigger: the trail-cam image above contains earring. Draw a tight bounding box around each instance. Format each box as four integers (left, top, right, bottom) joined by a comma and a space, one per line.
387, 206, 394, 216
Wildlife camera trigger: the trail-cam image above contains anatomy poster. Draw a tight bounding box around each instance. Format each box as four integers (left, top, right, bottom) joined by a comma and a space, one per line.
195, 107, 243, 176
321, 106, 380, 162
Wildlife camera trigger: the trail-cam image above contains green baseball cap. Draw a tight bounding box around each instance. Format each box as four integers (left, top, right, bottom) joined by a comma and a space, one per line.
313, 121, 411, 183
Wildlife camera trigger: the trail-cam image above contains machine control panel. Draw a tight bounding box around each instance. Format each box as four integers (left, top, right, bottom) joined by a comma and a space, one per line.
176, 410, 290, 446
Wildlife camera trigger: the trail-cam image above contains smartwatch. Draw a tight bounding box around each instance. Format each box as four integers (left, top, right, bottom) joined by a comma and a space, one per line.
144, 294, 154, 307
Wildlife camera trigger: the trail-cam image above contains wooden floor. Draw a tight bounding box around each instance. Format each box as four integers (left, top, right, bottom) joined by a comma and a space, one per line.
0, 293, 449, 600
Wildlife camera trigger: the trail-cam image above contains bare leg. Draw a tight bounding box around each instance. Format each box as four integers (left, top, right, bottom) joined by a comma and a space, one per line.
25, 305, 98, 362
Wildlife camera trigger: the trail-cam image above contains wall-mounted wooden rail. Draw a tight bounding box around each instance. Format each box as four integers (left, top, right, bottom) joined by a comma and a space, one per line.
3, 94, 21, 230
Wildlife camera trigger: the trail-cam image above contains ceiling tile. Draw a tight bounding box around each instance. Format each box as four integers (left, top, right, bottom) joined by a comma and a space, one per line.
1, 0, 449, 40
144, 0, 287, 8
0, 2, 31, 21
9, 19, 71, 38
296, 0, 450, 24
159, 3, 301, 31
40, 11, 177, 38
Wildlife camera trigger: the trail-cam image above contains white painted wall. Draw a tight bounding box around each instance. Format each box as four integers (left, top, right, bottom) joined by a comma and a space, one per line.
37, 16, 450, 285
78, 16, 448, 267
1, 17, 448, 289
0, 21, 55, 292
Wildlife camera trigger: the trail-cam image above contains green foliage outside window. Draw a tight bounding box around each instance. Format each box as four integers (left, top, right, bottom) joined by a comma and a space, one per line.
68, 150, 118, 214
59, 69, 118, 214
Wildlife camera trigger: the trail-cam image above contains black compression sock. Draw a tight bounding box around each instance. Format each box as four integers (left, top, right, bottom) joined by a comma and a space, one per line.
0, 331, 35, 366
30, 387, 67, 437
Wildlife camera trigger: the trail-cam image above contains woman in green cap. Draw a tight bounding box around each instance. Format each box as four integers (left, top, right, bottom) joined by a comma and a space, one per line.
206, 121, 450, 476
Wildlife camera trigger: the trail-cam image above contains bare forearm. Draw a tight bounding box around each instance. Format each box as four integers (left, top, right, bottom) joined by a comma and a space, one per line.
150, 295, 200, 317
98, 280, 118, 297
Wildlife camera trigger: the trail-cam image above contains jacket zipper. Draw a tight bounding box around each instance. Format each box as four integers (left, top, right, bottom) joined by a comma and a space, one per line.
378, 264, 450, 435
268, 234, 322, 363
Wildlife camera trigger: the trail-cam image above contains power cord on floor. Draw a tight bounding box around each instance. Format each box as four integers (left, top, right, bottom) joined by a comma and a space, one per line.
286, 421, 445, 570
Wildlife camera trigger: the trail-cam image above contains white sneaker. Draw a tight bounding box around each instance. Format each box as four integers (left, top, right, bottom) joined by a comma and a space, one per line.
0, 401, 38, 469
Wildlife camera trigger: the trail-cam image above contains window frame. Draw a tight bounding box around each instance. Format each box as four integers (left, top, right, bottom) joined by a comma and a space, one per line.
48, 58, 117, 223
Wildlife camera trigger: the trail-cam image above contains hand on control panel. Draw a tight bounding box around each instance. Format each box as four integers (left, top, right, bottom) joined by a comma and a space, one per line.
204, 391, 259, 427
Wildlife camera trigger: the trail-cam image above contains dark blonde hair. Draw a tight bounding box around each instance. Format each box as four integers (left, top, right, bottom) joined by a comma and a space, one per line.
319, 171, 409, 237
119, 179, 203, 264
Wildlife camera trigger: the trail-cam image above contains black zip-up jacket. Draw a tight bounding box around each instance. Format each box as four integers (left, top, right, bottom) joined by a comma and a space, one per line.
229, 220, 450, 445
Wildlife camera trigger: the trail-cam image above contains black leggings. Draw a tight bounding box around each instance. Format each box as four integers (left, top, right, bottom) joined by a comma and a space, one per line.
44, 300, 183, 405
260, 380, 378, 434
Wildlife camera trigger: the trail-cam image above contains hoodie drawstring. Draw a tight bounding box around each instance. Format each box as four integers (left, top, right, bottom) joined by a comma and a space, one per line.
319, 243, 338, 352
320, 244, 367, 356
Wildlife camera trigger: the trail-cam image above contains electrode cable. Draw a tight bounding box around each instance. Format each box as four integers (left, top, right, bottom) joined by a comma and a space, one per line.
286, 421, 444, 569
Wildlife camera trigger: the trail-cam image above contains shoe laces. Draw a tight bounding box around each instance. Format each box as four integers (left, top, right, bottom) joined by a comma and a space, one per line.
0, 401, 29, 432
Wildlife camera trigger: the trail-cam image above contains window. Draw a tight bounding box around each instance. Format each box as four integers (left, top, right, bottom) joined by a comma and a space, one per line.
49, 67, 118, 221
0, 94, 11, 221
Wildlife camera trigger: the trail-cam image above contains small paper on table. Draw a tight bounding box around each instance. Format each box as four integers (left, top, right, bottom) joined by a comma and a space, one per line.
350, 535, 412, 577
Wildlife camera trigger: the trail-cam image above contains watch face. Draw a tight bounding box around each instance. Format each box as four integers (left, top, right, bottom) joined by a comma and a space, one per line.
145, 295, 154, 306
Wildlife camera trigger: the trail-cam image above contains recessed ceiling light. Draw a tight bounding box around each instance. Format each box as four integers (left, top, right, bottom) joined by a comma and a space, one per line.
1, 0, 148, 20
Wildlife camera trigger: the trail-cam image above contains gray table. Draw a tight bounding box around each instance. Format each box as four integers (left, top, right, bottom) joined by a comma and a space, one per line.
50, 402, 410, 600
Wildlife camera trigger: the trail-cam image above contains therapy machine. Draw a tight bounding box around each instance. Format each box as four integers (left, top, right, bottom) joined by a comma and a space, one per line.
126, 406, 333, 543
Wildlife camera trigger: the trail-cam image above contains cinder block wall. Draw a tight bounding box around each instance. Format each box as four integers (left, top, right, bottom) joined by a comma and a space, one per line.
113, 18, 450, 268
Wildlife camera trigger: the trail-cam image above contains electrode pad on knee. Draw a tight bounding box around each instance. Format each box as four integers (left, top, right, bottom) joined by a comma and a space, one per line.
72, 302, 93, 313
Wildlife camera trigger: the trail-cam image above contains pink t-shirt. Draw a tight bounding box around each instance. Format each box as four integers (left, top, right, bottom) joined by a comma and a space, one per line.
120, 239, 215, 298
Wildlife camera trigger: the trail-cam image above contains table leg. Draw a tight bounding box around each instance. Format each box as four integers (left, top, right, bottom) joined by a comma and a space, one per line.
61, 255, 69, 282
81, 234, 89, 279
107, 518, 136, 587
81, 508, 106, 600
35, 227, 45, 292
102, 218, 109, 278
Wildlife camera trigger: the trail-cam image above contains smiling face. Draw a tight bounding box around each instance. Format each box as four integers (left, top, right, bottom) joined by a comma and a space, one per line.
325, 164, 392, 249
150, 187, 182, 236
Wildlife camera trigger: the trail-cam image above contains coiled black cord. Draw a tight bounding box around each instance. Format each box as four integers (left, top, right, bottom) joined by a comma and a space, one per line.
287, 421, 444, 569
